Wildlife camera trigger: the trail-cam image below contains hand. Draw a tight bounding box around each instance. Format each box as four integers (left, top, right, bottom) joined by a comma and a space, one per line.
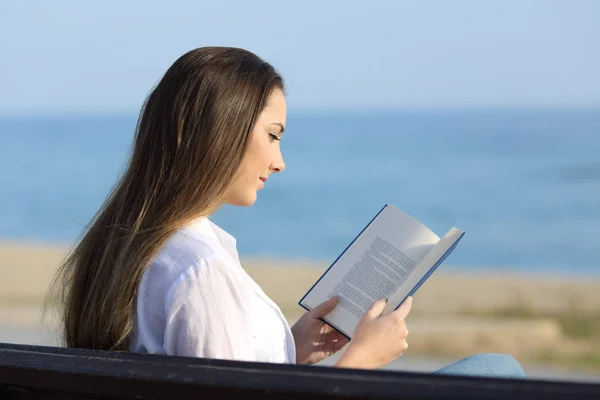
336, 296, 412, 370
291, 296, 350, 365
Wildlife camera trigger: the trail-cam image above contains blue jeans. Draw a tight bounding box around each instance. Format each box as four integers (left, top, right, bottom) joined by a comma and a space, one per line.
434, 353, 525, 379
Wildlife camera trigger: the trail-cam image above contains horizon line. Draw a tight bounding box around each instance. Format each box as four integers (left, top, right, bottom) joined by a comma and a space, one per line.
1, 104, 600, 119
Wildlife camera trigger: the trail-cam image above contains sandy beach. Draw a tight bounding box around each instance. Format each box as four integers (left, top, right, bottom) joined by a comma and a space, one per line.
1, 240, 599, 382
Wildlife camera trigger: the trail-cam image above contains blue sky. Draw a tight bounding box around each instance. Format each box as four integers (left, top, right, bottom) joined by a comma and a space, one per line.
1, 0, 599, 114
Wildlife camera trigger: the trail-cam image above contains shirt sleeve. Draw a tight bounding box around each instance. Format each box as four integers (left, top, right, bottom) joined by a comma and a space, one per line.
163, 256, 257, 361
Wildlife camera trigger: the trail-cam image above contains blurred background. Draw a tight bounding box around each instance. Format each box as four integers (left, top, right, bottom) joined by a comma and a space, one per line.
1, 0, 599, 382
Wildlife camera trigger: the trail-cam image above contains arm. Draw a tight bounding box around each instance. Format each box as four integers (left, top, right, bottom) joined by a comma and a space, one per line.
163, 257, 256, 361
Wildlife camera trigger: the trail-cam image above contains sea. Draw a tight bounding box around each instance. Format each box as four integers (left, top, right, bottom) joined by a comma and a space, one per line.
1, 109, 599, 275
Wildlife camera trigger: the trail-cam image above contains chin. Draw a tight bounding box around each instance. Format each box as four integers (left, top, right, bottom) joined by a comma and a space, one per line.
225, 192, 258, 207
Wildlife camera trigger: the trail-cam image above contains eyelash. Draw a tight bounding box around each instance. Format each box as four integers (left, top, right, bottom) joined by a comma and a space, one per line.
268, 133, 281, 142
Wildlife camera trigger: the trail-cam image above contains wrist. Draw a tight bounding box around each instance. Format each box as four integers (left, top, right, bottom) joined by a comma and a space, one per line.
334, 345, 376, 370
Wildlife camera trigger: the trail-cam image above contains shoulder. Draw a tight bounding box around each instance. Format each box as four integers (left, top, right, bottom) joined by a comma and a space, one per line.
137, 218, 243, 312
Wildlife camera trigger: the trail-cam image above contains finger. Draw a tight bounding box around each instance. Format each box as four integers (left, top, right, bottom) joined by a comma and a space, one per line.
333, 336, 350, 353
326, 329, 346, 342
392, 296, 413, 320
308, 296, 339, 318
326, 329, 349, 347
365, 298, 387, 320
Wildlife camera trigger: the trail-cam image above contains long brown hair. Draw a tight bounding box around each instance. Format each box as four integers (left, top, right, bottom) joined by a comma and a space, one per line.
49, 47, 284, 351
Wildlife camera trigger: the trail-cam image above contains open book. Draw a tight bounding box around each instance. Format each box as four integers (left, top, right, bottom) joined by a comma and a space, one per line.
298, 204, 465, 339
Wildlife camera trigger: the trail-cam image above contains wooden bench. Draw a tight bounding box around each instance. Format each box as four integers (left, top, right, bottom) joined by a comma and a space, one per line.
2, 342, 600, 399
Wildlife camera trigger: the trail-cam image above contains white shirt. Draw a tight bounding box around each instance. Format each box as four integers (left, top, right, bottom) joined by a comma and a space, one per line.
129, 217, 296, 364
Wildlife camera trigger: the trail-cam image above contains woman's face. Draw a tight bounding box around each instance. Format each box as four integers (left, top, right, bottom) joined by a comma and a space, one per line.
224, 88, 287, 207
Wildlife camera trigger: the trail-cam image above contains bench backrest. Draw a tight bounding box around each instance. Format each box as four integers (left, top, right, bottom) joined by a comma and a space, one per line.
2, 343, 600, 400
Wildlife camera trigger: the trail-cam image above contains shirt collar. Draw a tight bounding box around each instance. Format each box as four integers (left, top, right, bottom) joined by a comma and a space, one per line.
187, 216, 238, 256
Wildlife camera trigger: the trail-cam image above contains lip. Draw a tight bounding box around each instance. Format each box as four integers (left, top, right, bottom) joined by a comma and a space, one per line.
259, 177, 268, 183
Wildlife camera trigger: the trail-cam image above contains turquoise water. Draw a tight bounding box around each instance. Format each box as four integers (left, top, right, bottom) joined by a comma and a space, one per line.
1, 109, 599, 274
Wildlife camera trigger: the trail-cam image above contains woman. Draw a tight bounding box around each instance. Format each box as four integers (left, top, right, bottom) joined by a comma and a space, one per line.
51, 46, 524, 376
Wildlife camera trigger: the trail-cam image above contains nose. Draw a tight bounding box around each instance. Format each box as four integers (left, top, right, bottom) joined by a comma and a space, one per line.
270, 152, 286, 173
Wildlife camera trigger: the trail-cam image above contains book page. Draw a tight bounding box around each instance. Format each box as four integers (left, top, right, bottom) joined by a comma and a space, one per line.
299, 204, 441, 337
383, 227, 464, 314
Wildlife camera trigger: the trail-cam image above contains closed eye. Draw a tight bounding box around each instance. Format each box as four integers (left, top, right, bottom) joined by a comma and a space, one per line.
268, 133, 281, 142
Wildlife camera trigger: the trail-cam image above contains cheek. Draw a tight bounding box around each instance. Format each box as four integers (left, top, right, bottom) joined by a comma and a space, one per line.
254, 142, 273, 169
244, 134, 275, 177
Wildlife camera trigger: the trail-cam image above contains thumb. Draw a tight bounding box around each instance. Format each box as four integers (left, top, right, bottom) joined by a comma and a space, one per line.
364, 298, 387, 320
392, 296, 413, 320
309, 296, 339, 318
